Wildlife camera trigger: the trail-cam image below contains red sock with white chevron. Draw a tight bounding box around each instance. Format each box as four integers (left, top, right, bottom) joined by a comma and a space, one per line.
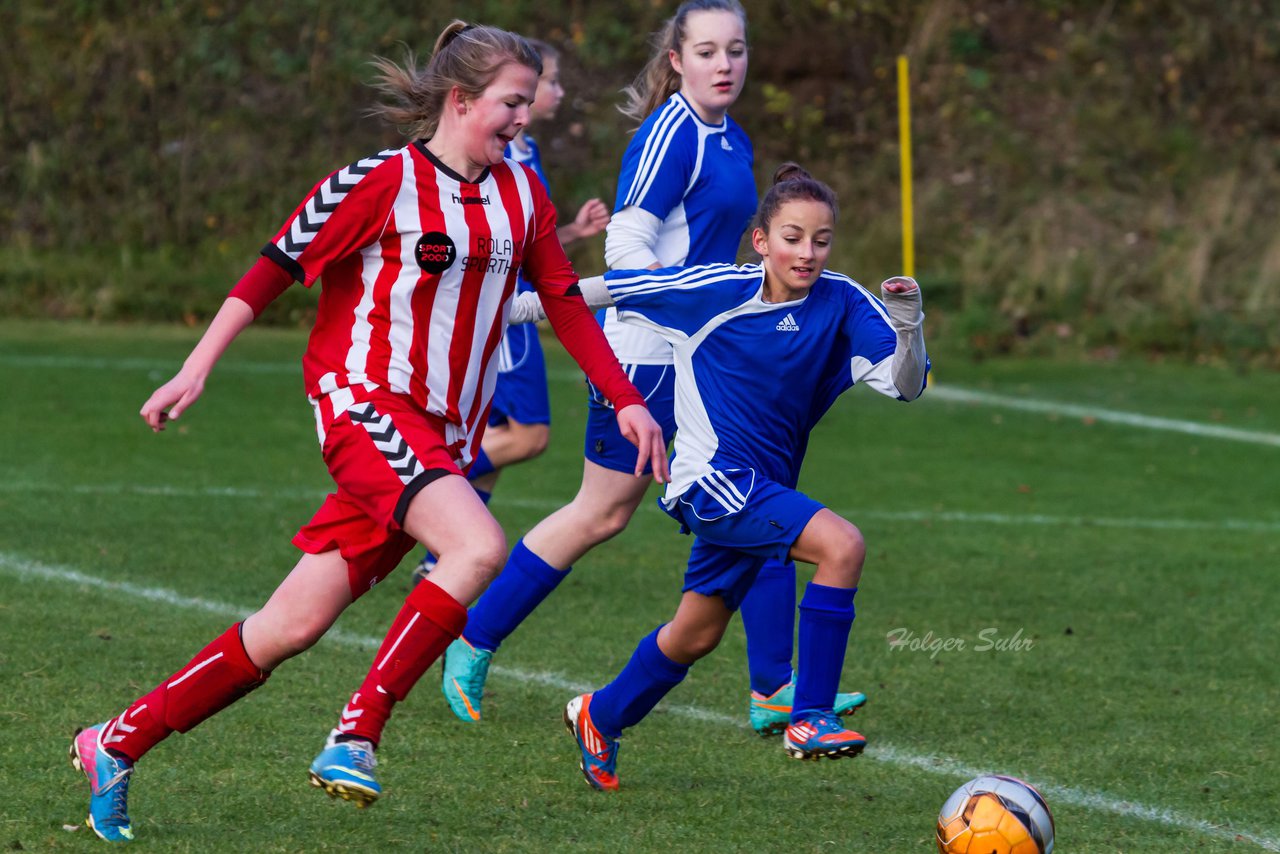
101, 623, 269, 762
335, 579, 467, 747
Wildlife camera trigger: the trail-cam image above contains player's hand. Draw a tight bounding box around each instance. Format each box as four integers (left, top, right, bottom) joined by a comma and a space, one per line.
880, 276, 924, 332
140, 369, 206, 433
616, 403, 670, 483
569, 198, 610, 241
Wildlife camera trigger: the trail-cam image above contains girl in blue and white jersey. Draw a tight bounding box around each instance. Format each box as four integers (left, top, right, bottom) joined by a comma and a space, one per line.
441, 0, 863, 734
559, 163, 929, 789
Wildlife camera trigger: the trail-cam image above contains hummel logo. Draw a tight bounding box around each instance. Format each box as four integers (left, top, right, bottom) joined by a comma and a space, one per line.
720, 136, 733, 151
451, 193, 491, 205
776, 313, 800, 331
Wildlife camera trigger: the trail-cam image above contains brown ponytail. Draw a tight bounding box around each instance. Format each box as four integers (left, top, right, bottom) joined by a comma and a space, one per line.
369, 20, 542, 139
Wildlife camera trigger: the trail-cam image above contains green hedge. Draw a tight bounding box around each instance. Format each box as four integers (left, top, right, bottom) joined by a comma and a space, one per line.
3, 1, 1278, 361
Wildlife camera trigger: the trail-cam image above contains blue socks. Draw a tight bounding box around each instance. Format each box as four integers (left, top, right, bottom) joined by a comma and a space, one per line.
791, 582, 857, 722
464, 539, 569, 652
467, 447, 496, 481
738, 559, 797, 695
589, 627, 689, 739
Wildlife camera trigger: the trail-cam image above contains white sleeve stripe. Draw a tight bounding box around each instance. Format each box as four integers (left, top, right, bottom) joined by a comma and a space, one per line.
624, 100, 690, 209
608, 265, 751, 299
626, 99, 683, 206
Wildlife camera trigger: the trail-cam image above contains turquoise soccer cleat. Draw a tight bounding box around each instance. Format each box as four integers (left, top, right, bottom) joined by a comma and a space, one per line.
749, 679, 867, 736
441, 636, 493, 722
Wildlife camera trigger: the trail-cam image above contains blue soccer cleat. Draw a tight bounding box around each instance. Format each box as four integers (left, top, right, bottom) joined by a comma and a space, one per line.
563, 693, 620, 791
69, 724, 135, 842
441, 636, 493, 722
783, 713, 867, 761
749, 679, 867, 736
308, 732, 381, 807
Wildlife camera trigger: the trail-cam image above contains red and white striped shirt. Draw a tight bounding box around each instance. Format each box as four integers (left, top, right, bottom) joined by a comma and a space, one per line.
260, 142, 642, 466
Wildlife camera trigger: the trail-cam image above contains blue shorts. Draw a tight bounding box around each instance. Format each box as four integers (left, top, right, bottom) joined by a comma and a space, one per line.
583, 363, 676, 474
489, 322, 550, 427
662, 470, 824, 611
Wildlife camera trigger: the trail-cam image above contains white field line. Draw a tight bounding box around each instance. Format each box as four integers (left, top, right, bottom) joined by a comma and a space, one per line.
928, 385, 1280, 448
3, 552, 1277, 851
5, 351, 1280, 448
4, 480, 1279, 535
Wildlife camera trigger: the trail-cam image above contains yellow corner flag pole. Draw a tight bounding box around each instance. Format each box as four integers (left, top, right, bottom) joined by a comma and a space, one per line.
897, 54, 915, 277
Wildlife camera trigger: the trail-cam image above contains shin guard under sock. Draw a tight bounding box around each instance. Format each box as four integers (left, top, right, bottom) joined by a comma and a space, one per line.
739, 559, 798, 695
102, 622, 269, 762
465, 539, 570, 652
337, 579, 467, 746
589, 627, 689, 739
791, 583, 857, 722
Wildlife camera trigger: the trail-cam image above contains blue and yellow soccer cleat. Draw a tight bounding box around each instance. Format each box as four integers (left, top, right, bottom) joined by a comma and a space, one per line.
783, 713, 867, 761
749, 680, 867, 736
69, 724, 135, 842
409, 552, 436, 587
441, 636, 493, 722
563, 694, 620, 791
308, 733, 381, 807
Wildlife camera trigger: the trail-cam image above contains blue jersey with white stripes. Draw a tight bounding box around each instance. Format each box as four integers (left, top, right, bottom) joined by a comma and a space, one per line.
605, 264, 918, 503
604, 93, 756, 363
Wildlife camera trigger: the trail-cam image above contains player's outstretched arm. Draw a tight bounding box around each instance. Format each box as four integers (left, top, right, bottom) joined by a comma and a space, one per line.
508, 274, 615, 325
881, 276, 928, 402
140, 297, 256, 432
616, 403, 670, 483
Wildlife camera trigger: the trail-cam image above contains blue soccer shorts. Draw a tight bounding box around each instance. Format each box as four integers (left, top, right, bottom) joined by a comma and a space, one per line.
583, 363, 676, 475
489, 322, 551, 427
663, 470, 825, 611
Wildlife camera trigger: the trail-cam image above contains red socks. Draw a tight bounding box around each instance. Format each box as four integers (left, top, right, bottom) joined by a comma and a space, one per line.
335, 580, 467, 746
103, 623, 268, 762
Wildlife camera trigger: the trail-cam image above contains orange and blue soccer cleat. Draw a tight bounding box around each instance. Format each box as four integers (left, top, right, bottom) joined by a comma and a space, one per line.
308, 732, 381, 807
69, 724, 135, 842
749, 680, 867, 736
563, 694, 620, 791
783, 713, 868, 761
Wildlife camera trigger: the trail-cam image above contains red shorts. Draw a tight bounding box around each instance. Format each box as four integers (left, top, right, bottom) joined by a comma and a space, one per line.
293, 393, 467, 599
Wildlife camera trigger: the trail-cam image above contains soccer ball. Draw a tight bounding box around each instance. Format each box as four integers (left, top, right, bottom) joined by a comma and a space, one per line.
935, 775, 1055, 854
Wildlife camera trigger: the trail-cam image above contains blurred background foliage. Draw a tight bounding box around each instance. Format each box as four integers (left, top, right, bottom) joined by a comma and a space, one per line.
2, 0, 1278, 363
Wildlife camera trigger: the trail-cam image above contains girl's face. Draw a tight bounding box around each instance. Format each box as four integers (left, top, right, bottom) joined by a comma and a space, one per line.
531, 54, 565, 123
752, 199, 835, 303
670, 9, 747, 124
459, 62, 538, 168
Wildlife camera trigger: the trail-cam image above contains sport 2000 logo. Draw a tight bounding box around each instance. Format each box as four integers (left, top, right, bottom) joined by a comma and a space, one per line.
416, 231, 457, 273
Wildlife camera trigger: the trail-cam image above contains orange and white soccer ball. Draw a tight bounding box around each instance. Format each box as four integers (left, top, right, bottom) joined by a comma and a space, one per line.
936, 775, 1055, 854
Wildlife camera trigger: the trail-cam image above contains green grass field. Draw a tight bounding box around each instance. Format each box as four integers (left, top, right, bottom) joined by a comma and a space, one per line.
1, 320, 1277, 852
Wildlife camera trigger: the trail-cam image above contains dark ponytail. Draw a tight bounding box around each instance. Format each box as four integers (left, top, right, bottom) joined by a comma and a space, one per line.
756, 161, 839, 233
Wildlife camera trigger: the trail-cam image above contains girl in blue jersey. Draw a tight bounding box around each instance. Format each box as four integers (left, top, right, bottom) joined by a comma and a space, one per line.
442, 0, 864, 735
412, 39, 609, 580
557, 163, 929, 789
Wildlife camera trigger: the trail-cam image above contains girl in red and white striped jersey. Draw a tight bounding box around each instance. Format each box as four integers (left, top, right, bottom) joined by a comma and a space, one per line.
68, 20, 666, 841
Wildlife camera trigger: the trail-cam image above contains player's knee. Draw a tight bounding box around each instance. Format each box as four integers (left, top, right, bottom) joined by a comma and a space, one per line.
518, 423, 550, 459
454, 528, 508, 583
826, 523, 866, 584
271, 614, 331, 659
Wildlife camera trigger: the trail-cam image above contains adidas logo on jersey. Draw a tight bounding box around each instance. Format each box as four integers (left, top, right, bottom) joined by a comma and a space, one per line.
776, 313, 800, 331
720, 136, 733, 151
